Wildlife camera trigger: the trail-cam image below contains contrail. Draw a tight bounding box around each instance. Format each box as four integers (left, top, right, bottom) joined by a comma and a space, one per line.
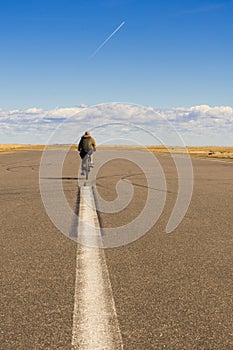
90, 21, 125, 59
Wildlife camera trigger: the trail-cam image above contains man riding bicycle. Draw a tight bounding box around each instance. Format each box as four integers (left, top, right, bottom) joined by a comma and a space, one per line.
78, 131, 96, 176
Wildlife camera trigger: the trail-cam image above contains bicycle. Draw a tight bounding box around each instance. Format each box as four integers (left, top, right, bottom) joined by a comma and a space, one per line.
80, 148, 95, 181
83, 153, 90, 180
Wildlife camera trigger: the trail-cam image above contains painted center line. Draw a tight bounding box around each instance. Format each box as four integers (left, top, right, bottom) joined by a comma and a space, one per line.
72, 186, 124, 350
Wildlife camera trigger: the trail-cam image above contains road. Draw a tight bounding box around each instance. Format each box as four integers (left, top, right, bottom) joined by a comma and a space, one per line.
0, 150, 232, 349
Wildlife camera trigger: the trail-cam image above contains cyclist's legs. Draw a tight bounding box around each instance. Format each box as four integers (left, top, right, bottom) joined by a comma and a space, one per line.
88, 149, 94, 164
81, 157, 85, 172
81, 152, 88, 172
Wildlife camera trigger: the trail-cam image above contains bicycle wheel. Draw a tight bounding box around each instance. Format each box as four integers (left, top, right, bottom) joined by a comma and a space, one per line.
84, 155, 89, 180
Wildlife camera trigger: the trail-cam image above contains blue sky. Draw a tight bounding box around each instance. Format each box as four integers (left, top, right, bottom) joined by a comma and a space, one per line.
1, 0, 233, 109
0, 0, 233, 145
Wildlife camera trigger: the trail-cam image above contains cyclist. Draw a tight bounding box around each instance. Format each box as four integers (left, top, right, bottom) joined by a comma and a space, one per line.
78, 131, 96, 175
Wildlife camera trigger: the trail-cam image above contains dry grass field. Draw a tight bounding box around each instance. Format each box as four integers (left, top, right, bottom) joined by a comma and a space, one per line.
0, 144, 45, 153
187, 146, 233, 159
0, 144, 233, 159
148, 146, 233, 159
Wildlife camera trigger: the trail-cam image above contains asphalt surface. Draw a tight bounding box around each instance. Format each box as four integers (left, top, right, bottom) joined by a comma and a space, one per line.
0, 150, 232, 349
0, 151, 78, 350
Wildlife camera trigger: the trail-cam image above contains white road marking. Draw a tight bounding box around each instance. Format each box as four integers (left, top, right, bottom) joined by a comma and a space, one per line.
72, 186, 124, 350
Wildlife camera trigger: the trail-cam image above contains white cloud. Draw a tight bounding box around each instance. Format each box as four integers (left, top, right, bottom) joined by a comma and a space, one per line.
0, 104, 232, 145
25, 108, 44, 114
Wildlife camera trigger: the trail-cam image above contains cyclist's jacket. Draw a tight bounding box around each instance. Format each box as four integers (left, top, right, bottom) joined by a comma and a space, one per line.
78, 135, 96, 153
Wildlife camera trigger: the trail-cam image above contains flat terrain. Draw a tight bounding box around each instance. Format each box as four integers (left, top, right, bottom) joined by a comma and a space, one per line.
1, 144, 233, 160
0, 150, 232, 349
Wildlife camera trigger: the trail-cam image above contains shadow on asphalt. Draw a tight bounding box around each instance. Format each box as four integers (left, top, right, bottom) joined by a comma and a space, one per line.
69, 186, 80, 240
41, 177, 79, 180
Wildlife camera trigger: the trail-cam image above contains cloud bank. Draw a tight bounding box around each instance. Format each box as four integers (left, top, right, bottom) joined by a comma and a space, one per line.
0, 104, 232, 145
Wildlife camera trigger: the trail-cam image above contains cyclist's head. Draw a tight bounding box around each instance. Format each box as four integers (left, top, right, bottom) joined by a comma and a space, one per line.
85, 131, 90, 136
